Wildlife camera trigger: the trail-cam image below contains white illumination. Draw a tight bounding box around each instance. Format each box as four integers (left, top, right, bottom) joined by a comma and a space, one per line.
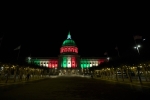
137, 45, 141, 47
107, 57, 110, 60
67, 57, 71, 68
28, 57, 31, 60
90, 62, 92, 67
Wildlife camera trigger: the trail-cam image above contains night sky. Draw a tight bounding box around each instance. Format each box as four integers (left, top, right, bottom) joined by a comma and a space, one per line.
0, 6, 150, 61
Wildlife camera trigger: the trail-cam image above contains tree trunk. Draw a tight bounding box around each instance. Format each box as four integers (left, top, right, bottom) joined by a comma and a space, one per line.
121, 67, 124, 81
137, 66, 142, 84
142, 66, 148, 82
115, 68, 118, 81
126, 67, 132, 83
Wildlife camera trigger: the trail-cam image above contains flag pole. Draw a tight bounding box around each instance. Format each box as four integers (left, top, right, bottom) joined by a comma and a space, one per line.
117, 49, 120, 57
116, 45, 120, 57
17, 46, 21, 61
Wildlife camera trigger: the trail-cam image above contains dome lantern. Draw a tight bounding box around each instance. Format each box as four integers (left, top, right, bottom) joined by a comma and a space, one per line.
62, 31, 76, 46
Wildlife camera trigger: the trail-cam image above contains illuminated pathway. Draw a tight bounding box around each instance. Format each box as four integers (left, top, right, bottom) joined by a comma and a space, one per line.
0, 77, 150, 100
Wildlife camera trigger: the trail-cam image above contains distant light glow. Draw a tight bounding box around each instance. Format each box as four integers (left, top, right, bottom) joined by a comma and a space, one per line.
107, 57, 110, 60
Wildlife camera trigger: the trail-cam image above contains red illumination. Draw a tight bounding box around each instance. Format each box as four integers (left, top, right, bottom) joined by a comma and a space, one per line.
60, 46, 78, 54
71, 57, 76, 68
75, 48, 77, 53
48, 60, 58, 68
98, 59, 105, 65
55, 61, 57, 68
68, 48, 70, 52
64, 48, 66, 52
71, 48, 73, 52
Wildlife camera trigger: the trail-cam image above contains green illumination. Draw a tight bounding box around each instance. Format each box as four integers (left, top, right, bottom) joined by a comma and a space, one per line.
83, 60, 86, 68
62, 39, 76, 46
86, 60, 90, 68
33, 59, 40, 66
62, 57, 67, 68
80, 59, 91, 68
62, 32, 76, 46
81, 60, 83, 68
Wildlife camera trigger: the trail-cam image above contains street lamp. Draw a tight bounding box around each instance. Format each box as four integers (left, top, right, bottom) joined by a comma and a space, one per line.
107, 57, 110, 60
134, 45, 141, 55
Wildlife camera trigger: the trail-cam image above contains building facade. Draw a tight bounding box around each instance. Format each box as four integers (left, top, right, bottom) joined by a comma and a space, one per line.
26, 32, 107, 75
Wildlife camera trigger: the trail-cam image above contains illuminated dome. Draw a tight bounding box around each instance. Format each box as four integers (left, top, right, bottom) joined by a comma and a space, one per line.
62, 32, 76, 46
60, 31, 78, 54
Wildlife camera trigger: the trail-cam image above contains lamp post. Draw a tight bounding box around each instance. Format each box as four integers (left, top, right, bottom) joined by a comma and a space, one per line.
134, 45, 141, 55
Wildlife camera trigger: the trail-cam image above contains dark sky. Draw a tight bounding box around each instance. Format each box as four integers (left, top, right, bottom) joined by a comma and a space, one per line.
0, 6, 150, 61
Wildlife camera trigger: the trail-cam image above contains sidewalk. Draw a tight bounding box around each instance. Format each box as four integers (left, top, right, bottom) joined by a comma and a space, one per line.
95, 77, 150, 88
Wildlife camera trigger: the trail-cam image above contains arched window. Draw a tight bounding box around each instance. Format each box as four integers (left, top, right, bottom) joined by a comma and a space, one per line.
75, 48, 77, 53
68, 47, 70, 52
63, 48, 65, 53
71, 48, 74, 52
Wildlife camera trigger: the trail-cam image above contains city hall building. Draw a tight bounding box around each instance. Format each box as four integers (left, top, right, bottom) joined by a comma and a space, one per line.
26, 32, 107, 75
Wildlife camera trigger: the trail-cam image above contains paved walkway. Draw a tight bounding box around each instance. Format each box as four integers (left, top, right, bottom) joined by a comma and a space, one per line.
1, 76, 150, 100
1, 75, 150, 88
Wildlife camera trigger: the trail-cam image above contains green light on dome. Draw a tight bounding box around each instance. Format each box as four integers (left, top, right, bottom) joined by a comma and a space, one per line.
62, 32, 76, 46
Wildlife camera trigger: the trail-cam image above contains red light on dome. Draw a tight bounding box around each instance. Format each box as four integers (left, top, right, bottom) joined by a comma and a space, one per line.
71, 48, 73, 52
65, 48, 67, 52
68, 48, 70, 52
75, 48, 78, 53
60, 48, 63, 53
60, 46, 78, 54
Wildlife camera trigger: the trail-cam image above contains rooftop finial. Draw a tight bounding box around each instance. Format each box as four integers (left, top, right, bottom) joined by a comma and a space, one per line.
67, 31, 71, 39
